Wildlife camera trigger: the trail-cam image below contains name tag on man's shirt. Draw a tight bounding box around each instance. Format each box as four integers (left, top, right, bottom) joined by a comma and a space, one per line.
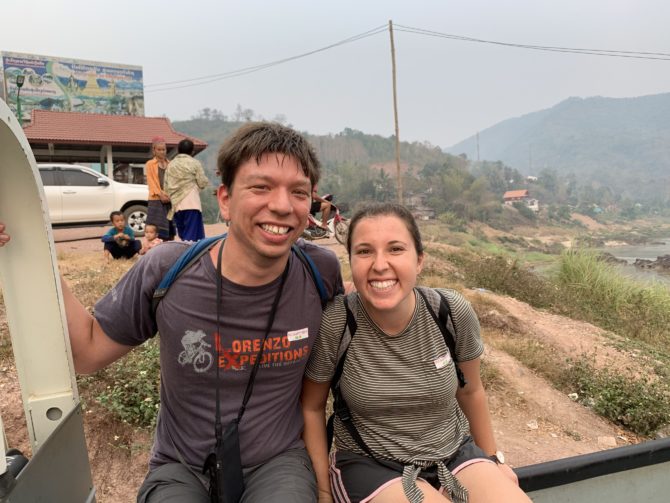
287, 328, 309, 342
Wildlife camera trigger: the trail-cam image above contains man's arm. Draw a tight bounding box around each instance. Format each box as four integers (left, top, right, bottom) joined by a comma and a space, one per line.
60, 276, 133, 374
312, 193, 328, 204
1, 222, 131, 373
194, 160, 210, 190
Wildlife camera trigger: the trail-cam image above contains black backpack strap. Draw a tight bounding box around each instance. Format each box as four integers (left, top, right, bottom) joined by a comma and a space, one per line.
327, 294, 358, 450
291, 243, 330, 307
327, 295, 390, 459
416, 288, 467, 388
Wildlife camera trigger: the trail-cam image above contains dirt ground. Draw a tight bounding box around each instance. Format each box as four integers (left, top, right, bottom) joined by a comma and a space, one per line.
0, 224, 647, 501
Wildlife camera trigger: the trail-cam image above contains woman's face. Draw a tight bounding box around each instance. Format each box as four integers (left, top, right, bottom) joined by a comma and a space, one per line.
349, 214, 423, 321
153, 143, 167, 160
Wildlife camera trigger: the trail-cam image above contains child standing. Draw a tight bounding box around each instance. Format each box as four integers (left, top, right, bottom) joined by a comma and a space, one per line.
139, 223, 163, 255
102, 211, 141, 260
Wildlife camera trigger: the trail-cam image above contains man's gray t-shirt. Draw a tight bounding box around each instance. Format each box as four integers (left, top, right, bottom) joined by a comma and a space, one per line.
94, 239, 342, 470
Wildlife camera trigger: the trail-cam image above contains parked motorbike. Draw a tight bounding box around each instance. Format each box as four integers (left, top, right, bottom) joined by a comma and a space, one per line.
302, 195, 349, 245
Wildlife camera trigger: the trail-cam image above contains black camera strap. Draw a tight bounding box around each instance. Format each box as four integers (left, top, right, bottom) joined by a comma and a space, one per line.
214, 238, 289, 446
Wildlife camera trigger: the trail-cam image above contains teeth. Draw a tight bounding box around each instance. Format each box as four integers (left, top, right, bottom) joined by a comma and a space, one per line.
370, 280, 397, 290
261, 224, 289, 235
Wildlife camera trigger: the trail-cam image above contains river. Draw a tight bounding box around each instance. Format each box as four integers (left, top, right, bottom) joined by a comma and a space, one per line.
598, 238, 670, 286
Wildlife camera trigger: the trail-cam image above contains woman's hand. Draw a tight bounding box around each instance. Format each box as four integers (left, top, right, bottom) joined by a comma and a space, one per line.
498, 463, 519, 485
318, 489, 334, 503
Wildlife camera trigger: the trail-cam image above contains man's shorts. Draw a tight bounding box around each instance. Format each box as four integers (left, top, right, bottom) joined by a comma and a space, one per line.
310, 200, 322, 215
329, 436, 492, 503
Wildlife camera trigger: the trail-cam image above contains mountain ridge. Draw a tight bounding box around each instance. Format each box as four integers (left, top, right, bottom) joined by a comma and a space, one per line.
446, 93, 670, 199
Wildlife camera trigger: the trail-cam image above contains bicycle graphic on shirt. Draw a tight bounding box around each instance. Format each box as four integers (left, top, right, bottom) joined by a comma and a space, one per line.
178, 330, 213, 373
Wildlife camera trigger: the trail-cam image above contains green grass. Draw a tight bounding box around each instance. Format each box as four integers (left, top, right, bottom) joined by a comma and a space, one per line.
555, 250, 670, 346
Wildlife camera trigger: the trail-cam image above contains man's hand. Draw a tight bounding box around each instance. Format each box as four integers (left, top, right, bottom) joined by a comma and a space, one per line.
159, 192, 171, 203
0, 222, 10, 246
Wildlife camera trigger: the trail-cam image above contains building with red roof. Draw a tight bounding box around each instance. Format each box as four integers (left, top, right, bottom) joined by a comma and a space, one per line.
22, 110, 206, 181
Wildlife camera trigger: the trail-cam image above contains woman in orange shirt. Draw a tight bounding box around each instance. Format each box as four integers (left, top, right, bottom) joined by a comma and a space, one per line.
145, 137, 176, 241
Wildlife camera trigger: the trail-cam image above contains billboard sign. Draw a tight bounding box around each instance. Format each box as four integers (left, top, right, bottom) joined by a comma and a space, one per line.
1, 51, 144, 121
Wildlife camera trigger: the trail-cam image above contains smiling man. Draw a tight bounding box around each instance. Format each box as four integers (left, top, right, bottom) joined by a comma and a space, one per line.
6, 123, 344, 503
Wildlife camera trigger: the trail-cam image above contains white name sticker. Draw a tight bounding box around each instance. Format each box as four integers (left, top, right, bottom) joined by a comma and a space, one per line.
287, 328, 309, 342
434, 353, 452, 369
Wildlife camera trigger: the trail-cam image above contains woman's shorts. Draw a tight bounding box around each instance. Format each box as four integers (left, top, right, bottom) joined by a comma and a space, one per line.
329, 436, 492, 503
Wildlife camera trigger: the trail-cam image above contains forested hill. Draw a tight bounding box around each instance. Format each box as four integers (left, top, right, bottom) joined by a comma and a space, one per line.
446, 93, 670, 200
174, 115, 468, 219
172, 118, 457, 180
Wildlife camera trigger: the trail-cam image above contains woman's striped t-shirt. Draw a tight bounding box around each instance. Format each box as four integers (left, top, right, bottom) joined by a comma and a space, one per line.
305, 287, 484, 464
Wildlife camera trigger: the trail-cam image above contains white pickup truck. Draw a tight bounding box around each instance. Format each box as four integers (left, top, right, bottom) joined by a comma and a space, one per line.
38, 163, 148, 236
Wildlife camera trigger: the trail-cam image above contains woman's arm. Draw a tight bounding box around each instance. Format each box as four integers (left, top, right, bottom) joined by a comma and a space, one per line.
456, 357, 518, 483
456, 358, 495, 454
301, 378, 333, 503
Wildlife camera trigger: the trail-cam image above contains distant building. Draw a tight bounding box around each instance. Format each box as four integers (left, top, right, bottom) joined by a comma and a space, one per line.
405, 193, 436, 220
503, 189, 539, 212
503, 189, 530, 203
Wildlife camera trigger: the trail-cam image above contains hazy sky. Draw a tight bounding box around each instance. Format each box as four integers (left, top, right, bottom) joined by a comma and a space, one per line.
3, 0, 670, 148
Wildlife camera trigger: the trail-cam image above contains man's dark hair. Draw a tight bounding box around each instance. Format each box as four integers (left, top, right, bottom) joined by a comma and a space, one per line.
177, 139, 195, 155
109, 210, 124, 222
217, 122, 320, 190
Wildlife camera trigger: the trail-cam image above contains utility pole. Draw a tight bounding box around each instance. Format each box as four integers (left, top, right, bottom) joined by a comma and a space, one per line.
389, 19, 403, 204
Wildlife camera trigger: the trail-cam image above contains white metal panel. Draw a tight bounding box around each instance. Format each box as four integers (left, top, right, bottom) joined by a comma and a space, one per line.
0, 99, 79, 451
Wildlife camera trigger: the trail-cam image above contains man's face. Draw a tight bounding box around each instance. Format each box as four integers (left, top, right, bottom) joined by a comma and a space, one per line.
218, 153, 311, 264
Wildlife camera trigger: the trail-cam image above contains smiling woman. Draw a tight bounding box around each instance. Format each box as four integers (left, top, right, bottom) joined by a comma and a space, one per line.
302, 202, 531, 503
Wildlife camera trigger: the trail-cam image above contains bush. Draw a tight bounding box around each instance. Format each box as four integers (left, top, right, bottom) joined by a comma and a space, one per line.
562, 358, 670, 436
512, 201, 537, 221
92, 338, 161, 428
453, 253, 559, 309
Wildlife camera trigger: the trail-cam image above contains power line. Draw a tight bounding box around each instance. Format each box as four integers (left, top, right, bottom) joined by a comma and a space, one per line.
145, 24, 387, 93
394, 24, 670, 61
145, 22, 670, 94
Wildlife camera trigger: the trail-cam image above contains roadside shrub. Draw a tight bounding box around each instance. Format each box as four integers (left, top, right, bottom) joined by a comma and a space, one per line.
453, 253, 559, 309
92, 338, 161, 428
562, 358, 670, 437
